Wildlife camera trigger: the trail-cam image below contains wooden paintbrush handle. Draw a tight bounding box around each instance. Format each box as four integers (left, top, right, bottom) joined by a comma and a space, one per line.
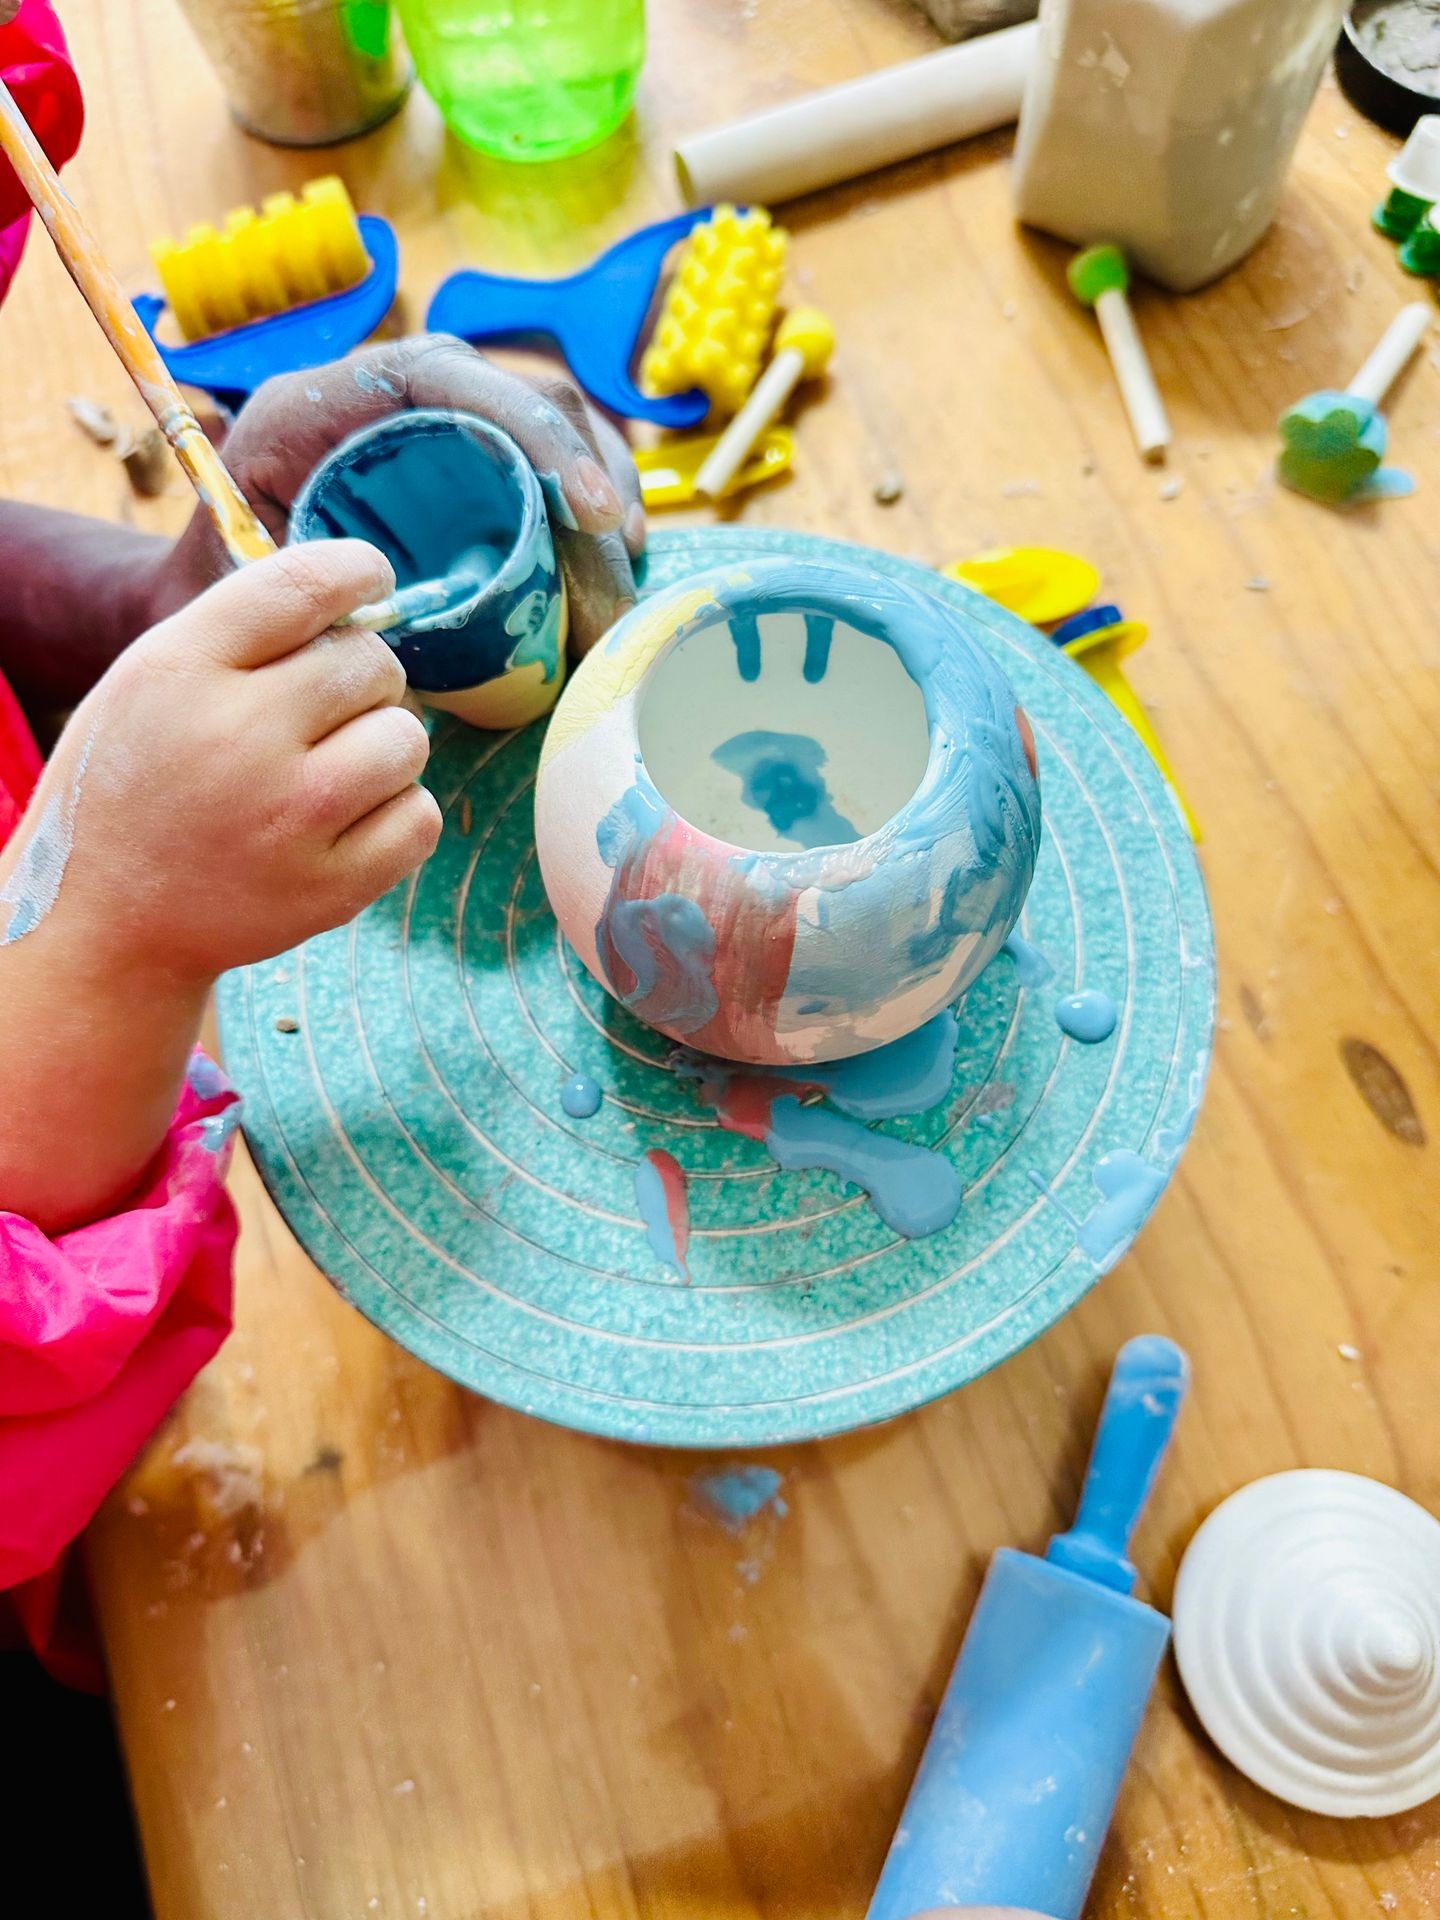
0, 75, 275, 568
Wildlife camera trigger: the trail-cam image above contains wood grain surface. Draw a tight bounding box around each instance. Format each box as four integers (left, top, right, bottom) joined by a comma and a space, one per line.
3, 1, 1438, 1914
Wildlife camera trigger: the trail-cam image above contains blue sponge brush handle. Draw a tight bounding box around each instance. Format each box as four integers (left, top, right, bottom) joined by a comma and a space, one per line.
1046, 1334, 1189, 1594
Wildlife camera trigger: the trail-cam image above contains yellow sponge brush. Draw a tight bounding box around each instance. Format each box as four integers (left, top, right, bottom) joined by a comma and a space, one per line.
151, 176, 371, 342
640, 204, 788, 418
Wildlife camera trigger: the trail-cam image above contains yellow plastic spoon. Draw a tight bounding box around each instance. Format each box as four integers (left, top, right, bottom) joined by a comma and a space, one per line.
943, 546, 1101, 627
1059, 612, 1201, 843
636, 425, 794, 507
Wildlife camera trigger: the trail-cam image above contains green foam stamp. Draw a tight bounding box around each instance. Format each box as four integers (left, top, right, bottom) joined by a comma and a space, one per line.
216, 528, 1213, 1449
1278, 304, 1431, 505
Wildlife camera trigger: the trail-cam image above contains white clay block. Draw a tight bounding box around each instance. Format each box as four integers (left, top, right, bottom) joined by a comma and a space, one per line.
1012, 0, 1349, 292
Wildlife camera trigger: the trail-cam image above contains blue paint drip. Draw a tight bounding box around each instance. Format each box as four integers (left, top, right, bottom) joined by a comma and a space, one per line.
766, 1097, 964, 1238
536, 468, 580, 531
1002, 930, 1055, 988
1055, 989, 1117, 1044
560, 1072, 602, 1118
777, 1010, 959, 1121
712, 730, 861, 850
198, 1107, 240, 1156
635, 1151, 686, 1271
802, 612, 835, 683
609, 895, 718, 1034
1075, 1153, 1167, 1263
186, 1054, 229, 1100
730, 610, 761, 681
691, 1465, 787, 1531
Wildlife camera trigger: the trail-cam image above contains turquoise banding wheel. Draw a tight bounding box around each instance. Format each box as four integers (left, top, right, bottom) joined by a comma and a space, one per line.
217, 529, 1214, 1448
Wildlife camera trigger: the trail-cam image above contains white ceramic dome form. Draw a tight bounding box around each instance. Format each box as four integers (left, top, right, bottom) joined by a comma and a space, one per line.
1173, 1469, 1440, 1818
534, 556, 1041, 1066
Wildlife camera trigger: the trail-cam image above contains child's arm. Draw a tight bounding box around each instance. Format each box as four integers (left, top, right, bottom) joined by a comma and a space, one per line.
0, 502, 171, 711
0, 538, 439, 1232
0, 341, 643, 713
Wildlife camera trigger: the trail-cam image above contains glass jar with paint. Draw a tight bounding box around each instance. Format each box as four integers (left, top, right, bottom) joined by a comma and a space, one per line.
394, 0, 646, 162
289, 409, 565, 729
1013, 0, 1350, 291
533, 557, 1042, 1070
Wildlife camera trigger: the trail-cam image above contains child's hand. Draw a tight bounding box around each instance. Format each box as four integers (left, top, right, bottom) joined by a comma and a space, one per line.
9, 539, 440, 982
161, 338, 646, 654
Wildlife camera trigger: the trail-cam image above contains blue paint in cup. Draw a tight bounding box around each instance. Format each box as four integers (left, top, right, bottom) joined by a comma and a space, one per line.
289, 408, 566, 728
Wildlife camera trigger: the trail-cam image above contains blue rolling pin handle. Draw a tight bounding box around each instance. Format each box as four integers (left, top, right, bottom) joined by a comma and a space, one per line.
135, 215, 401, 412
865, 1551, 1171, 1920
1045, 1335, 1189, 1594
426, 208, 715, 428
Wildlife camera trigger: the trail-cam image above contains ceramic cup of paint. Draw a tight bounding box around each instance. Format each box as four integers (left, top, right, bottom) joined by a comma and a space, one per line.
534, 557, 1042, 1067
289, 409, 566, 729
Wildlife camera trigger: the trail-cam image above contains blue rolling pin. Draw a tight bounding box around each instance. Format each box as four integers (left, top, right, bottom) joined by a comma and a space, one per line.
867, 1335, 1189, 1920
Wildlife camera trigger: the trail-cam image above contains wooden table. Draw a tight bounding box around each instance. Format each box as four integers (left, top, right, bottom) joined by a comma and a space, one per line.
4, 2, 1439, 1914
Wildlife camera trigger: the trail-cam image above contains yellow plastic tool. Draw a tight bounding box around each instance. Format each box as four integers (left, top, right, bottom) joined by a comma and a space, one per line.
636, 426, 794, 507
943, 547, 1101, 628
639, 203, 788, 417
1062, 618, 1201, 842
151, 176, 371, 342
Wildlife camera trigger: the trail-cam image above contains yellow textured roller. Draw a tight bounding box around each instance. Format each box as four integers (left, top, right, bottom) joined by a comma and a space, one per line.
639, 204, 788, 418
150, 176, 371, 342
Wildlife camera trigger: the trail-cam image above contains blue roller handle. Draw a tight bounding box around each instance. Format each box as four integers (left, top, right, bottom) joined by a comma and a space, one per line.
865, 1334, 1189, 1920
1046, 1334, 1189, 1593
426, 208, 714, 428
133, 215, 401, 415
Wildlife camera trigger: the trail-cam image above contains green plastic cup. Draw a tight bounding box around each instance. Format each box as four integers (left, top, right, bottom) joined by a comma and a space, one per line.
395, 0, 645, 161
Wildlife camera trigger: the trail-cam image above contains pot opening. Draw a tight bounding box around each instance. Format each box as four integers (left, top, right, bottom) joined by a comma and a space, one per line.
294, 412, 532, 632
637, 601, 930, 854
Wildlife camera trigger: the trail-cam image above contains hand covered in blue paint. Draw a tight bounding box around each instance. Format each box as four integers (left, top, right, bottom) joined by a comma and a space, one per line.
160, 337, 646, 654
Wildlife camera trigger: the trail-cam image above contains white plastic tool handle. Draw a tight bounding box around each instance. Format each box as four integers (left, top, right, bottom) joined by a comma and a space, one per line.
675, 20, 1037, 208
1094, 287, 1171, 462
1347, 303, 1432, 407
695, 348, 804, 499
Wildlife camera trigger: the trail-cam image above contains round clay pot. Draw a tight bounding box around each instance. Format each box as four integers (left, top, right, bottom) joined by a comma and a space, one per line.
290, 408, 566, 729
534, 556, 1041, 1066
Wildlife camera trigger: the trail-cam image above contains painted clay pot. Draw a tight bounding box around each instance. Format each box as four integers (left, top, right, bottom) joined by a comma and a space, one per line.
534, 557, 1041, 1066
289, 408, 565, 729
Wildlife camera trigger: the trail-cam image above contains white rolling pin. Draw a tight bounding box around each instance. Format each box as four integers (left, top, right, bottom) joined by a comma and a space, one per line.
675, 19, 1038, 208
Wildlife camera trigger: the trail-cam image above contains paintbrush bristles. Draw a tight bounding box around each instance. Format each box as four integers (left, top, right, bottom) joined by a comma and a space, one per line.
0, 76, 275, 572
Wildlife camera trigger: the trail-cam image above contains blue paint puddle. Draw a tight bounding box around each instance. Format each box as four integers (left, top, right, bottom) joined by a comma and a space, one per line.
776, 1008, 960, 1121
766, 1097, 964, 1238
1055, 989, 1117, 1044
711, 729, 861, 851
1075, 1152, 1167, 1261
679, 1010, 965, 1239
691, 1465, 787, 1532
560, 1072, 602, 1118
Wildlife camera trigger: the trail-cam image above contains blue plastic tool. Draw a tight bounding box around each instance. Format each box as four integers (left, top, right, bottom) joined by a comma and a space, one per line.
426, 208, 713, 428
867, 1334, 1189, 1920
1052, 603, 1124, 648
132, 214, 400, 414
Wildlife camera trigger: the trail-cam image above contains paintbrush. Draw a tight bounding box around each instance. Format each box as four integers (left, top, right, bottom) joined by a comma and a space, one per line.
0, 77, 401, 633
